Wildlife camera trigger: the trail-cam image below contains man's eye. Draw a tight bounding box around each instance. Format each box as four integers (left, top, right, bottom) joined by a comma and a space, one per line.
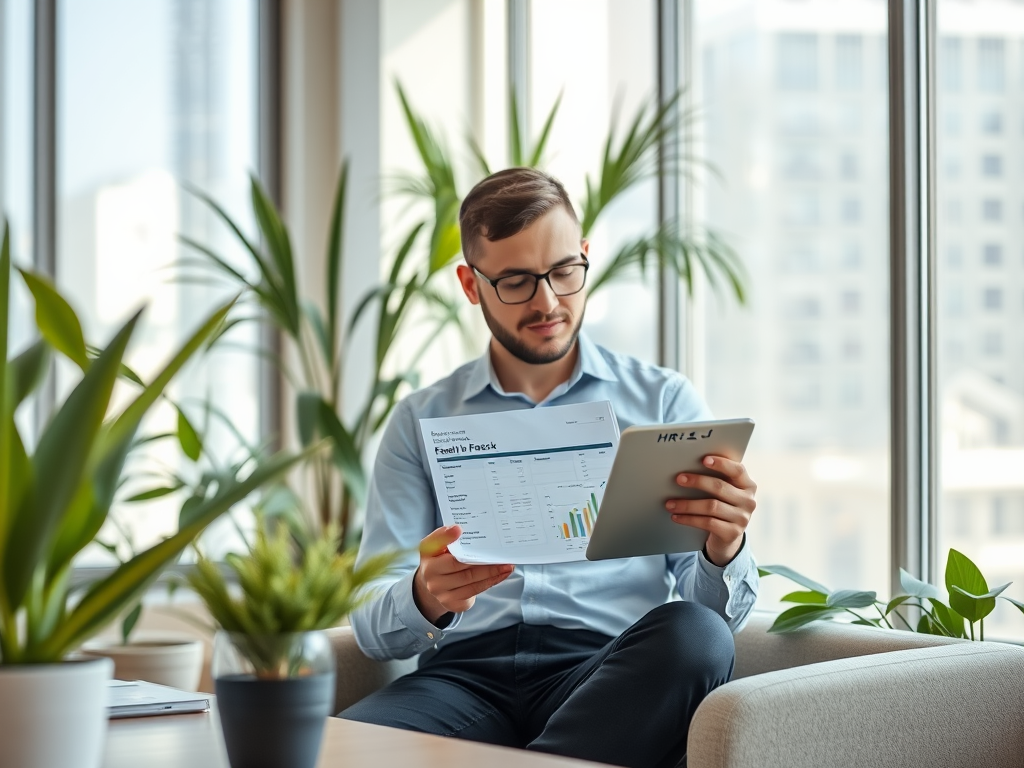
552, 268, 576, 279
502, 276, 531, 290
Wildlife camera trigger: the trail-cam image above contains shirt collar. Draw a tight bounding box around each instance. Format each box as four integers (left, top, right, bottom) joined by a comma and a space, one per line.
460, 332, 618, 403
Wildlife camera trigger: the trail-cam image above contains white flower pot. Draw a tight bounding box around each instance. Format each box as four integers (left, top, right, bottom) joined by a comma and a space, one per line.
81, 634, 204, 690
0, 656, 113, 768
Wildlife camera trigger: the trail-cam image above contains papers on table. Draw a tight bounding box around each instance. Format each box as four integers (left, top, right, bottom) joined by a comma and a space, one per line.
418, 401, 619, 564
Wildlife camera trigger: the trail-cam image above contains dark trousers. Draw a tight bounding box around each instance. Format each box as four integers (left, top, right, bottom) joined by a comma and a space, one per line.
338, 602, 735, 768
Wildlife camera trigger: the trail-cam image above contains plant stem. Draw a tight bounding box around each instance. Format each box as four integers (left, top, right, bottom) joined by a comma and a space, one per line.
969, 621, 975, 641
979, 619, 984, 642
872, 602, 895, 629
842, 608, 871, 624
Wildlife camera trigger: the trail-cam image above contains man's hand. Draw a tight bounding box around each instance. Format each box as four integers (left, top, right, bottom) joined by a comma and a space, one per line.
413, 525, 514, 624
665, 456, 757, 567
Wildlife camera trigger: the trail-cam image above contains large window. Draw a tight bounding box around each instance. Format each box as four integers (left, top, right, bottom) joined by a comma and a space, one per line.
937, 0, 1024, 639
694, 0, 891, 603
55, 0, 260, 562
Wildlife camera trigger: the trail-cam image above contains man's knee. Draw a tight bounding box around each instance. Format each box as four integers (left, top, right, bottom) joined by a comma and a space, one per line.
633, 602, 735, 682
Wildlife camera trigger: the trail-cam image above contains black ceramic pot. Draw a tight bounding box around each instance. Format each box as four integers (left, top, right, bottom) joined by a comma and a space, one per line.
216, 672, 336, 768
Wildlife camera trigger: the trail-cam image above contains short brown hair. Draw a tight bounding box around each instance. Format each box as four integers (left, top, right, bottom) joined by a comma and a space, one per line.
459, 167, 580, 262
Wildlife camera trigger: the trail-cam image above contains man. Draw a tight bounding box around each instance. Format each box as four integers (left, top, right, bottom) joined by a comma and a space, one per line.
340, 167, 758, 768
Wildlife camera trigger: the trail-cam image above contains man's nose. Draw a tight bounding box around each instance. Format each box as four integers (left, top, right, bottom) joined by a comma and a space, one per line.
529, 276, 560, 313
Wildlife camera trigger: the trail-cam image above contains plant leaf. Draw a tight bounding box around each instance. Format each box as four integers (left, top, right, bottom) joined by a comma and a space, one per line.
826, 589, 877, 609
326, 162, 348, 365
885, 594, 914, 615
10, 340, 51, 407
780, 590, 827, 605
1000, 596, 1024, 616
125, 486, 181, 503
899, 567, 942, 600
758, 564, 830, 595
4, 311, 140, 611
18, 270, 90, 371
316, 400, 366, 507
121, 602, 142, 644
928, 598, 966, 638
950, 583, 1007, 624
176, 405, 203, 462
945, 549, 991, 622
767, 604, 843, 634
35, 445, 319, 660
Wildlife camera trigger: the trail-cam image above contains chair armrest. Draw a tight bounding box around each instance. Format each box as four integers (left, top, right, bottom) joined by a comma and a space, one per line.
688, 642, 1024, 768
326, 626, 418, 714
733, 611, 966, 679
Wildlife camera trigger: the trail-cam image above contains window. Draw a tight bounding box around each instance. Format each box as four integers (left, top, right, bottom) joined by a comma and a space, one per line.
947, 244, 964, 267
981, 111, 1004, 134
840, 151, 859, 180
940, 37, 962, 91
841, 198, 861, 224
56, 0, 260, 563
983, 243, 1003, 265
943, 154, 961, 179
698, 2, 890, 604
784, 296, 821, 319
978, 38, 1006, 92
841, 290, 861, 313
982, 198, 1003, 222
983, 288, 1003, 311
981, 154, 1003, 177
982, 331, 1002, 355
782, 148, 822, 180
529, 0, 658, 362
778, 33, 818, 90
836, 34, 863, 91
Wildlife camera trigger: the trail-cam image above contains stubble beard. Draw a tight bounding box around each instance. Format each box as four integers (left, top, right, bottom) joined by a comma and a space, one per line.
479, 298, 584, 365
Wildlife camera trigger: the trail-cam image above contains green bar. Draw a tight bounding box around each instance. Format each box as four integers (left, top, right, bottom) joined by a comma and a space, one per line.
570, 514, 579, 538
591, 493, 599, 518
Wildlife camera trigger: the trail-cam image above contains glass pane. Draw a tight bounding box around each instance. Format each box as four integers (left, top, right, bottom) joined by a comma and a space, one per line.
57, 0, 259, 562
694, 2, 891, 604
380, 0, 489, 388
530, 0, 659, 362
936, 1, 1024, 640
1, 0, 33, 357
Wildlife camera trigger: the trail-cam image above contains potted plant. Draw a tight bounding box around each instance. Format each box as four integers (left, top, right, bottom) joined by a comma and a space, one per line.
186, 517, 395, 768
0, 221, 311, 768
80, 405, 270, 691
760, 548, 1024, 638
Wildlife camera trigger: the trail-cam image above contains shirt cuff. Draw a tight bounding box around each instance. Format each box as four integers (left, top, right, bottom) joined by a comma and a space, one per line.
697, 536, 753, 598
391, 570, 462, 649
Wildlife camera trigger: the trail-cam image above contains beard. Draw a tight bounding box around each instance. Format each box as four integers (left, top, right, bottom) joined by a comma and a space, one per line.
479, 297, 584, 365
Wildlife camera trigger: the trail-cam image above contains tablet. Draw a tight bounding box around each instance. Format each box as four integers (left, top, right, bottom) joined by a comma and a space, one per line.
585, 418, 755, 561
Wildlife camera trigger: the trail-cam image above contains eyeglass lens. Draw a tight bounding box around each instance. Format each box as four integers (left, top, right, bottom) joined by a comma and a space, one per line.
495, 264, 587, 304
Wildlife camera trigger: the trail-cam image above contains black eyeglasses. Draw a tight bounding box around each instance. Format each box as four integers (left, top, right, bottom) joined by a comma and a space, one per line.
472, 256, 589, 305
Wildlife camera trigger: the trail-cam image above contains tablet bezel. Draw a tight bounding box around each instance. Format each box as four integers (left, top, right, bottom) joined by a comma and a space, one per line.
585, 418, 755, 561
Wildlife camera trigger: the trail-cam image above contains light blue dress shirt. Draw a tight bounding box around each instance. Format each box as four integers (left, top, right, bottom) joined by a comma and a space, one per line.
350, 334, 759, 661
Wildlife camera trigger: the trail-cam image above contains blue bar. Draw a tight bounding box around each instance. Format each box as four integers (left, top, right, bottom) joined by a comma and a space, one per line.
436, 442, 614, 463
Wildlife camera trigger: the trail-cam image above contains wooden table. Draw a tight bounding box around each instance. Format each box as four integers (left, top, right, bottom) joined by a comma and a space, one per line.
104, 708, 607, 768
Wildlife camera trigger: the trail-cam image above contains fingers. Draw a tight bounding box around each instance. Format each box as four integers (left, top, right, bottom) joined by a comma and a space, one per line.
446, 568, 514, 602
419, 524, 462, 557
696, 455, 757, 492
672, 472, 752, 511
667, 497, 748, 525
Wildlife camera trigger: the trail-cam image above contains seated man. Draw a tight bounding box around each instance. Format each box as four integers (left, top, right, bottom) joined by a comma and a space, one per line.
340, 167, 759, 768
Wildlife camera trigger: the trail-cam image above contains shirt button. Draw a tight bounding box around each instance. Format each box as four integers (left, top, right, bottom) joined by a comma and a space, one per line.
724, 575, 733, 584
427, 632, 434, 640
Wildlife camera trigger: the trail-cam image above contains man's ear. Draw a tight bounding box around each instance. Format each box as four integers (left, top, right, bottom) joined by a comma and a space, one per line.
581, 238, 590, 259
456, 263, 481, 305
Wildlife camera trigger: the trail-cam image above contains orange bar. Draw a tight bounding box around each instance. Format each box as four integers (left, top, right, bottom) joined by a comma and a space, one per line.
583, 509, 593, 536
562, 523, 570, 539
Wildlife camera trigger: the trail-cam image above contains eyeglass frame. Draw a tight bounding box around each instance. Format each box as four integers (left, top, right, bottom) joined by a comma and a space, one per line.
471, 255, 590, 305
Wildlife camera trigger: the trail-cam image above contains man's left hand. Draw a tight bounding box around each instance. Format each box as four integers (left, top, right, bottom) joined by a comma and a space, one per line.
665, 456, 757, 567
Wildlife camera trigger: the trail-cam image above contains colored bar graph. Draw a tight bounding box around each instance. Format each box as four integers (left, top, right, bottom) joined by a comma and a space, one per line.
570, 513, 579, 538
562, 523, 570, 538
583, 507, 593, 536
590, 493, 600, 519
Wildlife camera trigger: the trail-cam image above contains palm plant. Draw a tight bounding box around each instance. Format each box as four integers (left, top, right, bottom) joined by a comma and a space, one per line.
187, 517, 395, 678
0, 220, 311, 664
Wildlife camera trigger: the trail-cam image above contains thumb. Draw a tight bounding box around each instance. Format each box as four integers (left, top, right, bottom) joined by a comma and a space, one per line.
419, 525, 462, 557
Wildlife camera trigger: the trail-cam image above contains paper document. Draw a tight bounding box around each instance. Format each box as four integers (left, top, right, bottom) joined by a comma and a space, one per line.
419, 401, 620, 564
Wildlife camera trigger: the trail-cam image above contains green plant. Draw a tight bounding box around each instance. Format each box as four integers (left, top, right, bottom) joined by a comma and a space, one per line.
760, 548, 1024, 639
180, 163, 467, 548
0, 219, 311, 664
186, 517, 395, 678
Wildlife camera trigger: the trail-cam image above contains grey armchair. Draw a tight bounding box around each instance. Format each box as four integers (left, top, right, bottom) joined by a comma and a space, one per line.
328, 614, 1024, 768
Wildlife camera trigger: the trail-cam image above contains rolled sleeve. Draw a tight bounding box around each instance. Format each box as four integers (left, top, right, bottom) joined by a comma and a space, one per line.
670, 536, 759, 633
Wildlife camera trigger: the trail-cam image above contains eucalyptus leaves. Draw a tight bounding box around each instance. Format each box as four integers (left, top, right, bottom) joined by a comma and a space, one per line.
761, 548, 1024, 639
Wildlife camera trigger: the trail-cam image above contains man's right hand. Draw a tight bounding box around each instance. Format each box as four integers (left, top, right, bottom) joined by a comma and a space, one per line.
413, 525, 514, 625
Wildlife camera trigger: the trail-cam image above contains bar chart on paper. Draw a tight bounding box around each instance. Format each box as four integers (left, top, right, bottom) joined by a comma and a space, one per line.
543, 484, 604, 552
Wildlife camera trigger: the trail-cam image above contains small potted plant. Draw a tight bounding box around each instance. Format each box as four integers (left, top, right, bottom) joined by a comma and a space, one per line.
187, 517, 395, 768
0, 221, 310, 768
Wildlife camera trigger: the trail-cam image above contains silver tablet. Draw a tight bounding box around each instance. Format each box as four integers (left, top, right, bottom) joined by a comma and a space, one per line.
585, 418, 755, 561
